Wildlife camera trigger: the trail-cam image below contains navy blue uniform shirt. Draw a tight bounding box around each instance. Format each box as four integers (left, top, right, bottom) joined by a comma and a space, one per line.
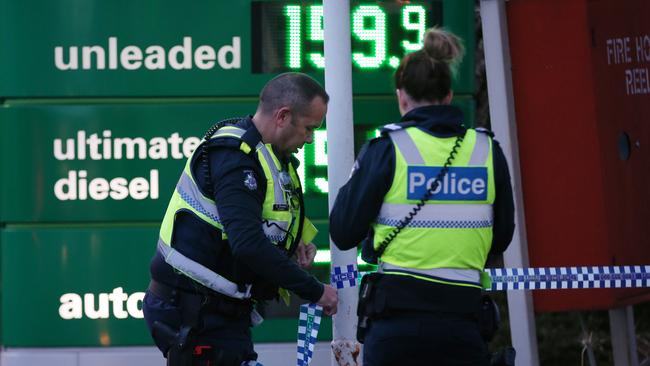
150, 117, 323, 303
330, 105, 515, 256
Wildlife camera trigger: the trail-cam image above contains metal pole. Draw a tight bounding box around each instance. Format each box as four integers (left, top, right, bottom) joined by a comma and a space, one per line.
609, 306, 639, 366
323, 1, 360, 365
479, 1, 540, 365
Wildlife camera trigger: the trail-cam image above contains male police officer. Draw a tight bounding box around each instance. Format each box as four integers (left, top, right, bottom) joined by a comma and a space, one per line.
144, 73, 338, 366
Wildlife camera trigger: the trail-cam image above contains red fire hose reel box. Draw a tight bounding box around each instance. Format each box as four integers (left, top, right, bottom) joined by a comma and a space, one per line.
506, 0, 650, 311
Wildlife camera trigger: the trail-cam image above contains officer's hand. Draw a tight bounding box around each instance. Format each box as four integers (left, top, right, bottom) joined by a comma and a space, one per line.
317, 284, 338, 316
296, 241, 317, 269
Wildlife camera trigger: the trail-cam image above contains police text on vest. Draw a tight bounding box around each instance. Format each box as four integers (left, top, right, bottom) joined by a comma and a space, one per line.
407, 167, 488, 201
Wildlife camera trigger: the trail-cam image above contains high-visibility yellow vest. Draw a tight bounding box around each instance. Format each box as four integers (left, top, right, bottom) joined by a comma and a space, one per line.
372, 126, 495, 289
157, 124, 317, 300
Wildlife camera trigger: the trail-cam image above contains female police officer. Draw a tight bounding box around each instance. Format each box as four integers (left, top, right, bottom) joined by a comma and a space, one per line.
330, 28, 515, 366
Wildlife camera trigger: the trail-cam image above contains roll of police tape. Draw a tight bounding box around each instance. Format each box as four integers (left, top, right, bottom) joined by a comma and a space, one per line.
331, 264, 650, 291
296, 303, 323, 366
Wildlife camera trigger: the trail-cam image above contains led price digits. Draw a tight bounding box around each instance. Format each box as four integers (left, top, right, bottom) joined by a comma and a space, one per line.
296, 128, 380, 195
308, 6, 325, 69
402, 5, 427, 52
352, 5, 386, 69
295, 129, 329, 194
284, 4, 428, 70
285, 5, 302, 69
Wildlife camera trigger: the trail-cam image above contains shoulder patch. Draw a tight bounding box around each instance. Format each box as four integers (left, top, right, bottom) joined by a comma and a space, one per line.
349, 159, 362, 178
379, 120, 419, 136
243, 170, 258, 190
380, 123, 403, 132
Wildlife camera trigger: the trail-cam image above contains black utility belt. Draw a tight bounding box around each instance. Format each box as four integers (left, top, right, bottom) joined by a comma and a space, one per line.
148, 279, 252, 318
360, 272, 483, 316
357, 273, 497, 344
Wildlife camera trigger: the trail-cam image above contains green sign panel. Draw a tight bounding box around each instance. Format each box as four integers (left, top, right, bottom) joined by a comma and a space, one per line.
0, 0, 477, 350
0, 102, 250, 222
0, 226, 333, 347
4, 98, 466, 223
0, 0, 474, 97
0, 227, 153, 346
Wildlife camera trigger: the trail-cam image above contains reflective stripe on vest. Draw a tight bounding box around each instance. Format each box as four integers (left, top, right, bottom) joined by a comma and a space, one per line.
468, 132, 490, 166
378, 262, 481, 287
392, 128, 490, 166
376, 203, 493, 229
177, 169, 221, 225
258, 142, 287, 209
389, 129, 424, 164
211, 125, 246, 138
157, 239, 251, 299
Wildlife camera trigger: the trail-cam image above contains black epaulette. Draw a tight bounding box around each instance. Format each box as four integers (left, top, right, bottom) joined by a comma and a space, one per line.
207, 137, 241, 149
475, 127, 495, 138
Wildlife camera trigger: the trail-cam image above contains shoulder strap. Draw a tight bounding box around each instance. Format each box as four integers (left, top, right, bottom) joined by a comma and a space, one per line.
469, 128, 491, 166
203, 118, 244, 140
387, 128, 425, 165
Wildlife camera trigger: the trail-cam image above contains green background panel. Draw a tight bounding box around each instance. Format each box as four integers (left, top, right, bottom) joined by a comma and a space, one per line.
0, 98, 472, 223
0, 0, 478, 350
351, 95, 474, 126
442, 0, 475, 94
0, 0, 262, 97
0, 102, 255, 223
0, 0, 474, 97
0, 226, 330, 346
1, 226, 155, 346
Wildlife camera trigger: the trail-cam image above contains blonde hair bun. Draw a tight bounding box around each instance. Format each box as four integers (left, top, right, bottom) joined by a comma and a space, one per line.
422, 27, 465, 67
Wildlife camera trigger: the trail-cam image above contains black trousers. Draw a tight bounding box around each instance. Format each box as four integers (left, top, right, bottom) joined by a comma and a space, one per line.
143, 290, 257, 364
363, 312, 490, 366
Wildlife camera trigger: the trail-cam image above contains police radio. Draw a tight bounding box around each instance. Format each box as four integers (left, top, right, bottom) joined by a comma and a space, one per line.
200, 117, 245, 197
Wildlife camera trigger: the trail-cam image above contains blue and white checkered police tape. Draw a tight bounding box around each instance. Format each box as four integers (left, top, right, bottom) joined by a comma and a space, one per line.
296, 303, 323, 366
331, 264, 359, 289
332, 264, 650, 291
297, 264, 650, 364
486, 265, 650, 291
